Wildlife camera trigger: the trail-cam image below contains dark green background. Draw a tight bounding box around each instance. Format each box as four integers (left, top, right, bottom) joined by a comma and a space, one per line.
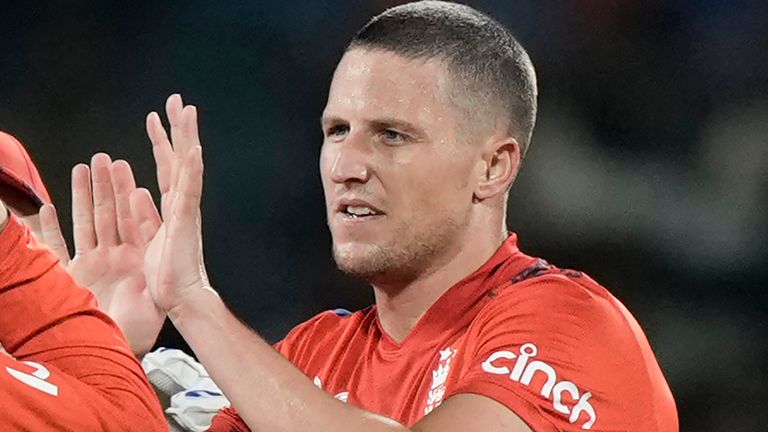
1, 1, 766, 430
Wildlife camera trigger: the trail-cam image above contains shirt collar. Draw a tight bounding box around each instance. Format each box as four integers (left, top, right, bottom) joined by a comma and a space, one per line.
376, 233, 538, 351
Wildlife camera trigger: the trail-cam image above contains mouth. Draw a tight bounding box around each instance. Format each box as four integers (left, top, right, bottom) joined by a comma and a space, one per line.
336, 199, 385, 221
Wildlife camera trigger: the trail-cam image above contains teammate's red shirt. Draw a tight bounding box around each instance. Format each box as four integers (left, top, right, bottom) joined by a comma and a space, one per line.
0, 215, 166, 430
210, 234, 678, 431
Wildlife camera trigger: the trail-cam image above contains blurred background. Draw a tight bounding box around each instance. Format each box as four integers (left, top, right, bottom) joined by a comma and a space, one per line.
0, 0, 765, 430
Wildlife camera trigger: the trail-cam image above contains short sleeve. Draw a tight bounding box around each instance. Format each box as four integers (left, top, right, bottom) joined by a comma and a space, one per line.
274, 309, 354, 365
208, 310, 354, 432
207, 407, 250, 432
446, 275, 669, 431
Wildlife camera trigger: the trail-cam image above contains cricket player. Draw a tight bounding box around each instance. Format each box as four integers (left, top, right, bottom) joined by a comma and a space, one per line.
116, 2, 678, 431
0, 135, 166, 429
0, 131, 218, 430
35, 1, 678, 431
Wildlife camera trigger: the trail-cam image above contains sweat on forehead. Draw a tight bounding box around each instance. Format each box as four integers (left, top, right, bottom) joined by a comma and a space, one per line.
326, 49, 463, 132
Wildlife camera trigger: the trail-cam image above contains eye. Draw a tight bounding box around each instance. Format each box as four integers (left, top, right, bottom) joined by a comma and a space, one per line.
380, 129, 407, 144
325, 124, 349, 139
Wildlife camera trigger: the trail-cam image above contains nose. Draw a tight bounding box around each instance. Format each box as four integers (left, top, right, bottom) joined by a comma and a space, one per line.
327, 132, 370, 184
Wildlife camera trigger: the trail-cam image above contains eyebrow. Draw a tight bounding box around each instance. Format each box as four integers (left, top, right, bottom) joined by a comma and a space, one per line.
320, 115, 426, 137
320, 115, 346, 128
369, 118, 424, 136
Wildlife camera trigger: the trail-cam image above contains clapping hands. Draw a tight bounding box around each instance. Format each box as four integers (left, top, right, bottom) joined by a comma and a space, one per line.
36, 94, 211, 357
38, 154, 165, 357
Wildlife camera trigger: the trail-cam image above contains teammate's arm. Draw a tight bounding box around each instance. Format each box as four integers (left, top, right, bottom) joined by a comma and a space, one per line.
0, 199, 166, 430
137, 94, 532, 432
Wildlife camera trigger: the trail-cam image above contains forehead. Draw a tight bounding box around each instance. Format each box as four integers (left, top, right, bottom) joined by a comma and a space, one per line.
325, 48, 457, 123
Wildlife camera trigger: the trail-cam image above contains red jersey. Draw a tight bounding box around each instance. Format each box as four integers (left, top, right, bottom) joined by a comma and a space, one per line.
210, 234, 678, 431
0, 215, 166, 430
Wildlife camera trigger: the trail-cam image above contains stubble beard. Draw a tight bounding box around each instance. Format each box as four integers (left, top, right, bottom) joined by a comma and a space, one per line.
332, 215, 467, 288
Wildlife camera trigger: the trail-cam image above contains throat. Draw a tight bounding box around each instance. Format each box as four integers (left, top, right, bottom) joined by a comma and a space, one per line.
371, 258, 468, 343
374, 288, 438, 344
369, 255, 456, 343
370, 232, 507, 343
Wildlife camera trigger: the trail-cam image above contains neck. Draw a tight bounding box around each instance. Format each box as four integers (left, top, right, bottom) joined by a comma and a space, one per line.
372, 226, 506, 343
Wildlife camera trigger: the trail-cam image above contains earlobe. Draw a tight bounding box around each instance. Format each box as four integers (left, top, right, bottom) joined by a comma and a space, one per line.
474, 138, 521, 201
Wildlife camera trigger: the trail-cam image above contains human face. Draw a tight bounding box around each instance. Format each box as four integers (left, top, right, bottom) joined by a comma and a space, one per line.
320, 49, 480, 285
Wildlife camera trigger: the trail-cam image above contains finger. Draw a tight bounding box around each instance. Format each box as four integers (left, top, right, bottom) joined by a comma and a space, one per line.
166, 93, 185, 153
146, 111, 178, 220
164, 158, 180, 220
181, 105, 202, 153
38, 204, 71, 265
164, 147, 204, 280
174, 146, 203, 218
71, 163, 96, 255
165, 95, 189, 213
111, 160, 141, 245
91, 153, 119, 247
165, 105, 201, 216
146, 112, 174, 196
129, 188, 161, 246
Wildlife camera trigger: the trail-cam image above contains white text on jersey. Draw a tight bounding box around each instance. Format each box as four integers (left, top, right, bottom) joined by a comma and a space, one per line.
481, 343, 596, 429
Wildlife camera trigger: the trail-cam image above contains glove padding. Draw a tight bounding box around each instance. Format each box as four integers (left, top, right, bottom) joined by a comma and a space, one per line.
143, 348, 230, 432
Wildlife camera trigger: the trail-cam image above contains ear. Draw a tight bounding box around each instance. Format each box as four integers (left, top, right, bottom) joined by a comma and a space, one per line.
474, 137, 521, 201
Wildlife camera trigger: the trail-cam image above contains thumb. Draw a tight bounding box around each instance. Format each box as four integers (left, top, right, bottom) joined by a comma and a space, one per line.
38, 204, 71, 265
129, 188, 162, 246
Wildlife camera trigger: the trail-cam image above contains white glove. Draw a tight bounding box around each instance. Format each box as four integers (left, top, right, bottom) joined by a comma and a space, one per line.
142, 348, 230, 432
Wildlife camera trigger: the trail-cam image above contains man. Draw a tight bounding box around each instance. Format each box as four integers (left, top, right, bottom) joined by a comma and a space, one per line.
57, 1, 678, 431
122, 2, 678, 431
0, 147, 166, 429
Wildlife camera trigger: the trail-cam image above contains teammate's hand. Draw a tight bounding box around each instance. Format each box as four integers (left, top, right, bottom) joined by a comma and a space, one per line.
132, 94, 213, 315
38, 153, 165, 357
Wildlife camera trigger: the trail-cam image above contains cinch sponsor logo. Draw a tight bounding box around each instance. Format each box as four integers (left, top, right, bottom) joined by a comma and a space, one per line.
481, 343, 596, 430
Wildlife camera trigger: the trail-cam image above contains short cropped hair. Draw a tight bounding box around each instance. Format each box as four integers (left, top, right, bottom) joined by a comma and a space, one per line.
349, 1, 538, 156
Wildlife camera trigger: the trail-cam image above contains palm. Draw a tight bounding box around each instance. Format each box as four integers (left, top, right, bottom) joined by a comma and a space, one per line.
67, 243, 163, 356
141, 214, 207, 314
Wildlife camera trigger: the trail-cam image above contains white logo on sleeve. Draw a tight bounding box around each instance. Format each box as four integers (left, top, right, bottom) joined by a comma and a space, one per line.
313, 376, 349, 402
6, 361, 59, 396
481, 343, 596, 430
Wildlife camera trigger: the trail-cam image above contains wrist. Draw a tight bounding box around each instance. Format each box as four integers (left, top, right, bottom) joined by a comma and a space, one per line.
167, 285, 221, 326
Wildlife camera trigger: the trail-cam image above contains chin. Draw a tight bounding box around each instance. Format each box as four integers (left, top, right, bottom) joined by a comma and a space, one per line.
332, 241, 424, 287
333, 242, 389, 278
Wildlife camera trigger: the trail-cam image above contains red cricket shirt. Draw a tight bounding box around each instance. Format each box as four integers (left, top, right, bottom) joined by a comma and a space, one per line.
210, 234, 678, 431
0, 215, 166, 431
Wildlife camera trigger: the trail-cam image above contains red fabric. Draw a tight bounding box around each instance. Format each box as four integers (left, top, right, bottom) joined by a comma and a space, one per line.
209, 407, 251, 432
0, 215, 166, 431
209, 234, 678, 431
0, 131, 50, 209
